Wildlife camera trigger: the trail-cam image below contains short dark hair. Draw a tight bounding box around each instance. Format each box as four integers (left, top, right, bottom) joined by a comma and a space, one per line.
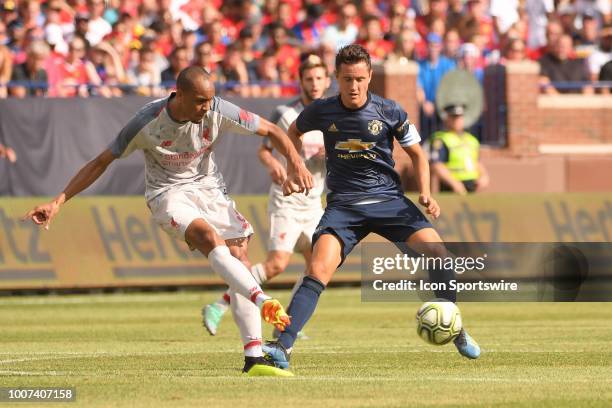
335, 44, 371, 73
176, 66, 211, 92
299, 54, 328, 79
362, 14, 379, 25
170, 45, 188, 59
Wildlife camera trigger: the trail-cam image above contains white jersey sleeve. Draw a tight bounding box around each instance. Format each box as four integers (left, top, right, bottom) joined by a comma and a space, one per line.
266, 98, 325, 214
276, 105, 294, 133
108, 98, 163, 158
213, 98, 261, 136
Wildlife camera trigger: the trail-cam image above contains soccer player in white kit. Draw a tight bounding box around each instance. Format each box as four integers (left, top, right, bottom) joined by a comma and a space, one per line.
24, 67, 313, 376
203, 55, 330, 339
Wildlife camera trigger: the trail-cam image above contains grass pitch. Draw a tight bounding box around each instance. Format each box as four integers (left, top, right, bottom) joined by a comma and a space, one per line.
0, 288, 611, 407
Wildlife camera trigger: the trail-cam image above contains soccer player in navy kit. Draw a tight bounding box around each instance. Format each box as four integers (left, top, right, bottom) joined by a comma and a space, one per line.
265, 45, 481, 368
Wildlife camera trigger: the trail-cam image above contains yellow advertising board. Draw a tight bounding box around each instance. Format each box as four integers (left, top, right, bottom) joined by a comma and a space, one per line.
0, 193, 610, 290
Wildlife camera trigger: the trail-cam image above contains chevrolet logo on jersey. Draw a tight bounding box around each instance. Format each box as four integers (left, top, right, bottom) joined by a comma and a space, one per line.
335, 139, 376, 152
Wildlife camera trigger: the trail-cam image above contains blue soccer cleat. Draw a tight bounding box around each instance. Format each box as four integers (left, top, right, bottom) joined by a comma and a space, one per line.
272, 327, 309, 341
262, 340, 291, 369
453, 329, 481, 359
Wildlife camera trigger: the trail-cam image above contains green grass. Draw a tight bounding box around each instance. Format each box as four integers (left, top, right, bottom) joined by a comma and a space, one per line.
0, 289, 611, 407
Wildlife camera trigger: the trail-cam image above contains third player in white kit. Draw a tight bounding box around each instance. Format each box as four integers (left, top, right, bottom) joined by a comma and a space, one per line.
203, 55, 331, 337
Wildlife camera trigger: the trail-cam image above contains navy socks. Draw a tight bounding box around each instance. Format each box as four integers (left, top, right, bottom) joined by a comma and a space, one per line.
278, 276, 325, 349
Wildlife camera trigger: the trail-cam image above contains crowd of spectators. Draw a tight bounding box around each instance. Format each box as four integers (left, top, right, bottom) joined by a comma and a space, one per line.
0, 0, 609, 102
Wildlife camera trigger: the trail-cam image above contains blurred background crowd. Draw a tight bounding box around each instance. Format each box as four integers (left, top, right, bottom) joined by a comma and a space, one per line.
0, 0, 609, 100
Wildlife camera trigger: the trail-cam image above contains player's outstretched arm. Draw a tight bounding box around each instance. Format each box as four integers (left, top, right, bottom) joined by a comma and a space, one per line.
402, 143, 441, 219
285, 120, 304, 153
23, 148, 116, 230
258, 144, 286, 185
255, 118, 312, 195
0, 144, 17, 163
281, 120, 309, 196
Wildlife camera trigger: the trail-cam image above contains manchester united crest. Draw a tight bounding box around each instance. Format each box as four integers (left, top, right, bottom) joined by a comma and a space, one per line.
368, 120, 383, 136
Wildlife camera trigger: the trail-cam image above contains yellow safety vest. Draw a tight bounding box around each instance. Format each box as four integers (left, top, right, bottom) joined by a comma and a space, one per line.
432, 131, 480, 181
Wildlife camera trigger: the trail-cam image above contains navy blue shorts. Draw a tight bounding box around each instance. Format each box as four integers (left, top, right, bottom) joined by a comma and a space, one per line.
312, 196, 433, 265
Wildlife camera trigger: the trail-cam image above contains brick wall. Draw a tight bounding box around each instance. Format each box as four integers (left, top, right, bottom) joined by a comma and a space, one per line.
372, 60, 612, 192
371, 61, 419, 130
504, 62, 541, 154
505, 62, 612, 152
536, 96, 612, 145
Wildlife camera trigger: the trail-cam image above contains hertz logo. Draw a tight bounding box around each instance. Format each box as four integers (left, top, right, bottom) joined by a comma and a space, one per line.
335, 139, 376, 153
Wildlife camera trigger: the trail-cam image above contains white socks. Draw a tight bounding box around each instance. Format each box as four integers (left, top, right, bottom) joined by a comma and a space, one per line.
208, 246, 270, 307
217, 262, 270, 307
251, 263, 268, 285
229, 289, 263, 357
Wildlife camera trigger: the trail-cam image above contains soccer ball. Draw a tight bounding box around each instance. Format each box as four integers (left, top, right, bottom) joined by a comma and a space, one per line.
415, 299, 462, 345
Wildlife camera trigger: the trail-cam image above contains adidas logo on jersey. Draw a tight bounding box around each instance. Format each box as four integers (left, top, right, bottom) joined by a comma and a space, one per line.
328, 123, 339, 132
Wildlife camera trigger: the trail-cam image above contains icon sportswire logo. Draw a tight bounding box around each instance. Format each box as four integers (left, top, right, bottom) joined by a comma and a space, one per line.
335, 139, 376, 153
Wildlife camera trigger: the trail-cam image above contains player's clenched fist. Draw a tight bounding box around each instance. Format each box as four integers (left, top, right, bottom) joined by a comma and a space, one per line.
419, 194, 440, 219
23, 200, 61, 230
0, 144, 17, 163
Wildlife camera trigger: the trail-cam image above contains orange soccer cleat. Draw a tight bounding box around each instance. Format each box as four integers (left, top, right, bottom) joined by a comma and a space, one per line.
260, 299, 291, 331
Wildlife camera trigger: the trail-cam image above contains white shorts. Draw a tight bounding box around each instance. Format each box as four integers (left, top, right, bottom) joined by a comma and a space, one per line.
148, 186, 254, 245
268, 209, 324, 253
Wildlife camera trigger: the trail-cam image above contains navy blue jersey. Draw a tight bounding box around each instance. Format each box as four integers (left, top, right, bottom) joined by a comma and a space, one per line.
296, 92, 421, 204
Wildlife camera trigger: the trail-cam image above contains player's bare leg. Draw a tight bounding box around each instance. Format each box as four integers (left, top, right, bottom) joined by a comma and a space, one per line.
303, 234, 343, 285
406, 228, 480, 359
261, 250, 293, 280
406, 227, 443, 245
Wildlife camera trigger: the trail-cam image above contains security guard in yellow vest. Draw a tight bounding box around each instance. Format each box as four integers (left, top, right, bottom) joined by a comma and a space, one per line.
430, 104, 489, 194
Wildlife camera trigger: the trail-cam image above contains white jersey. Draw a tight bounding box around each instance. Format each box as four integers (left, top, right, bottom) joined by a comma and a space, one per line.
266, 98, 325, 214
109, 94, 260, 201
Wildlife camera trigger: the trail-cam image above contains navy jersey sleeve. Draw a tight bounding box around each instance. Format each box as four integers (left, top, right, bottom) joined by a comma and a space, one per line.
389, 101, 421, 147
295, 100, 320, 134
